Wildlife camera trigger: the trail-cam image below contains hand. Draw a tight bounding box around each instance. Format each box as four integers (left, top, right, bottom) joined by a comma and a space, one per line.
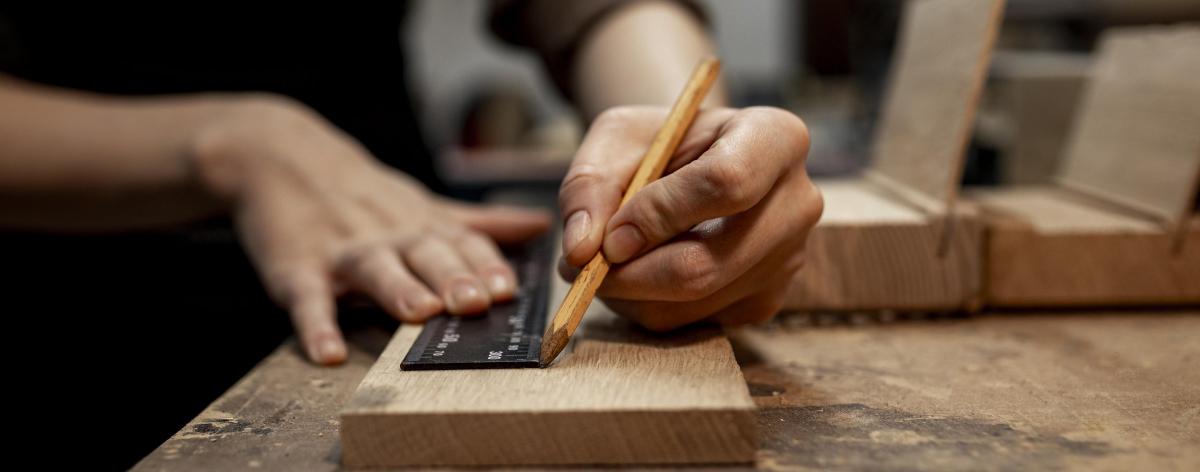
558, 106, 822, 331
191, 97, 550, 365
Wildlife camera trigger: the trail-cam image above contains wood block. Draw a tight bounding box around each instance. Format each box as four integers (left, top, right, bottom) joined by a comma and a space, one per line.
785, 180, 982, 311
976, 187, 1200, 306
974, 26, 1200, 307
783, 0, 1000, 312
869, 0, 1005, 209
340, 257, 756, 467
1056, 26, 1200, 223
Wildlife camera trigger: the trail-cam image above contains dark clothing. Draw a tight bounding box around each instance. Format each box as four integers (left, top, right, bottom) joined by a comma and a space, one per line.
0, 4, 440, 186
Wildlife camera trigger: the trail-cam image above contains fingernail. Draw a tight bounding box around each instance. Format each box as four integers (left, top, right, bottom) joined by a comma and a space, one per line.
414, 294, 442, 317
563, 211, 591, 254
449, 283, 485, 313
604, 224, 645, 263
487, 273, 513, 297
316, 338, 345, 365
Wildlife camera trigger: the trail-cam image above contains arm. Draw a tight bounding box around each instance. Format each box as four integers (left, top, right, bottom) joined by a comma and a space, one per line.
0, 75, 229, 230
0, 75, 549, 365
570, 0, 728, 117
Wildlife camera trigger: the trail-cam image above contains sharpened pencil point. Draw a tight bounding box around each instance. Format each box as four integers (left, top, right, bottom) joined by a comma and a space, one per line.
539, 328, 569, 366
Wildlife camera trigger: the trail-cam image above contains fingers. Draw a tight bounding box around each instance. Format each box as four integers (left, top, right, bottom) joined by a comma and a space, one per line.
404, 236, 491, 315
599, 165, 815, 301
558, 109, 655, 266
557, 107, 735, 267
708, 279, 790, 327
602, 259, 795, 332
443, 201, 551, 245
452, 231, 518, 301
603, 107, 810, 263
276, 267, 346, 366
338, 247, 443, 322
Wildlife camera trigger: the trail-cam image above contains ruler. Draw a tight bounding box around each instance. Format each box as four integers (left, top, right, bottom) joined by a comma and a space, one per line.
401, 236, 553, 370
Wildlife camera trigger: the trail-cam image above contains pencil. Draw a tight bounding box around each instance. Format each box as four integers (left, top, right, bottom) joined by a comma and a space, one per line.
540, 57, 721, 366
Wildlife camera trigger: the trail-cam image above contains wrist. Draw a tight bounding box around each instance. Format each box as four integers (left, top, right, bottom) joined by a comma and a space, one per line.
186, 93, 318, 201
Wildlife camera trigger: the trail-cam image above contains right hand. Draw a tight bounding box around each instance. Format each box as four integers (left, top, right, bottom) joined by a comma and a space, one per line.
190, 96, 550, 365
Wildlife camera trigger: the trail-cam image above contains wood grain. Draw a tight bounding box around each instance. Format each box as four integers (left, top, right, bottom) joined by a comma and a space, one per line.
868, 0, 1005, 210
974, 26, 1200, 307
541, 57, 720, 364
975, 187, 1200, 306
1056, 26, 1200, 224
784, 180, 982, 311
339, 244, 756, 467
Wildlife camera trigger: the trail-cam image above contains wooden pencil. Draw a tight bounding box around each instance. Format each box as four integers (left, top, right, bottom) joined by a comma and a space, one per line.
540, 57, 721, 366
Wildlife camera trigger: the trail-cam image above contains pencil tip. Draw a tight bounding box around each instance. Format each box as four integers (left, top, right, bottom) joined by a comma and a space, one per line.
539, 328, 569, 367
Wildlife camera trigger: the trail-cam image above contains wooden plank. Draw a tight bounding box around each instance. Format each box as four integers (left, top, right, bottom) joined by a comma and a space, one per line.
339, 251, 756, 467
784, 180, 982, 311
868, 0, 1005, 210
975, 187, 1200, 306
1056, 25, 1200, 223
139, 310, 1200, 471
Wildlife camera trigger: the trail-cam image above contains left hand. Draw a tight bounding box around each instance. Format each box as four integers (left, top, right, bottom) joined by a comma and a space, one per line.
557, 106, 823, 331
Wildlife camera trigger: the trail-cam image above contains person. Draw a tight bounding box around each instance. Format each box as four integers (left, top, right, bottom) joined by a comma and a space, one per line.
0, 1, 822, 368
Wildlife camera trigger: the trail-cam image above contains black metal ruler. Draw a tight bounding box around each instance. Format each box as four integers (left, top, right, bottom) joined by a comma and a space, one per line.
400, 236, 552, 370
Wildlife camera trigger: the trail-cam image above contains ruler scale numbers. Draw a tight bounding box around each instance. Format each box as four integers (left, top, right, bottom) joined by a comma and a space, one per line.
401, 237, 552, 370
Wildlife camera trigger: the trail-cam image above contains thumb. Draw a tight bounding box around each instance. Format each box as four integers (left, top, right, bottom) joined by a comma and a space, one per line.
443, 201, 552, 245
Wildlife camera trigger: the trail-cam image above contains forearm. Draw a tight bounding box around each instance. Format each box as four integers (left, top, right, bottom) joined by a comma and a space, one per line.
571, 0, 728, 118
0, 76, 257, 231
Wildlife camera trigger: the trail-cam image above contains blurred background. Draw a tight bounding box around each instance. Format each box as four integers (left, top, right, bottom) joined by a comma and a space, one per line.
410, 0, 1200, 196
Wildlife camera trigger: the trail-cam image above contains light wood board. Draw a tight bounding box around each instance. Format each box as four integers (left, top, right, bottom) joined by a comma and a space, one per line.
785, 180, 982, 311
1056, 25, 1200, 223
868, 0, 1005, 211
339, 249, 756, 467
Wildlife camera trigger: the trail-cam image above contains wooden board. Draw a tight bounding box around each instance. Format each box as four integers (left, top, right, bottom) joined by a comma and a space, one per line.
1056, 26, 1200, 223
137, 310, 1200, 471
868, 0, 1004, 211
785, 179, 981, 311
975, 187, 1200, 306
339, 257, 756, 467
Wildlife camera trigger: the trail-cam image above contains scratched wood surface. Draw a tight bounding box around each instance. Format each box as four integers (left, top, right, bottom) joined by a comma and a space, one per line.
135, 310, 1200, 471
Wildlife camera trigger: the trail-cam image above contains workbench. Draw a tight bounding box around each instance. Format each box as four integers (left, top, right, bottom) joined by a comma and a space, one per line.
135, 310, 1199, 471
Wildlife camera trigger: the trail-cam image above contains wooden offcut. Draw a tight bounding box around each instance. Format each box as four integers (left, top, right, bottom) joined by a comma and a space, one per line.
340, 264, 756, 467
976, 26, 1200, 307
785, 0, 1003, 311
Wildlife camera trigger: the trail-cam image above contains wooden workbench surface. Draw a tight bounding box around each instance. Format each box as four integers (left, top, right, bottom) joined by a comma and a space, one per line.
135, 311, 1200, 471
